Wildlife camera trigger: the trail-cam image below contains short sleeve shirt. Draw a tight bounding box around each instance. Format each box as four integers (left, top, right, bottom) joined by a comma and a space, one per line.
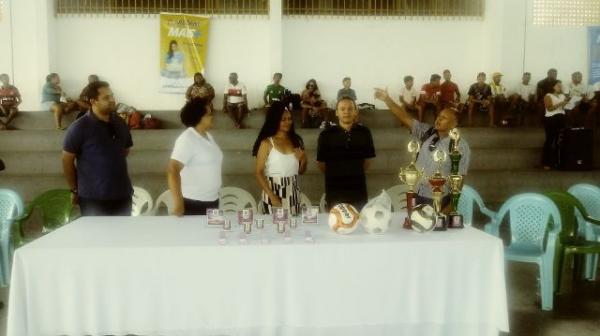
490, 82, 507, 97
421, 84, 441, 100
317, 124, 375, 209
189, 83, 215, 101
63, 111, 133, 200
0, 85, 20, 106
337, 88, 357, 101
411, 121, 471, 199
514, 83, 535, 101
468, 83, 492, 101
440, 81, 460, 103
224, 83, 247, 104
42, 83, 61, 103
400, 86, 419, 105
264, 84, 286, 103
171, 128, 223, 201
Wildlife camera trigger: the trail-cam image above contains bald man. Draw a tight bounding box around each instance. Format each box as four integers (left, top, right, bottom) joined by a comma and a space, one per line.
375, 88, 471, 208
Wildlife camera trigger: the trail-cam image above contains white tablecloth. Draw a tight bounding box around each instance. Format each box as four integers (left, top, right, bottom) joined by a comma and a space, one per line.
7, 213, 509, 336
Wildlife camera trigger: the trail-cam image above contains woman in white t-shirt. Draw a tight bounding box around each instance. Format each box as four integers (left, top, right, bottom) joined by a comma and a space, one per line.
542, 80, 570, 170
168, 98, 223, 216
253, 101, 307, 215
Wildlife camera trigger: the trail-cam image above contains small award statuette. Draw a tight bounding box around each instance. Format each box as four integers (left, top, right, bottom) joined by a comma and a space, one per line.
238, 209, 253, 233
429, 149, 448, 231
448, 128, 464, 229
301, 206, 319, 225
399, 140, 424, 230
254, 218, 265, 229
273, 207, 288, 233
207, 208, 225, 226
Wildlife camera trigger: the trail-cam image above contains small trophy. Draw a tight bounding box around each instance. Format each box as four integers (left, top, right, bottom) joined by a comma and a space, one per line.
448, 128, 464, 229
429, 149, 448, 231
399, 139, 424, 229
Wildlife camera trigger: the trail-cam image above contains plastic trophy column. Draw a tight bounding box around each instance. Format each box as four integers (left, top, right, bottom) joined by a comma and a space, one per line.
429, 149, 448, 231
448, 128, 464, 229
398, 140, 423, 229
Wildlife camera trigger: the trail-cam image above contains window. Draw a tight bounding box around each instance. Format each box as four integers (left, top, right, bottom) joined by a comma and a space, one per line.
54, 0, 269, 16
533, 0, 600, 26
283, 0, 484, 18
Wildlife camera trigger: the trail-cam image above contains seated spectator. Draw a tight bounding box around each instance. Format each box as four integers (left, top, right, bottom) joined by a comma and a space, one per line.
399, 75, 422, 121
565, 71, 595, 127
490, 72, 510, 125
186, 72, 215, 103
301, 78, 328, 128
467, 72, 494, 127
440, 69, 462, 111
510, 72, 536, 126
41, 73, 79, 130
337, 77, 357, 101
0, 74, 21, 130
263, 73, 285, 107
222, 72, 248, 129
418, 74, 442, 121
75, 74, 100, 119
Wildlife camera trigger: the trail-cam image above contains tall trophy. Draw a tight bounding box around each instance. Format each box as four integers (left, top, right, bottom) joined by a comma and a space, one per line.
399, 140, 423, 230
429, 149, 448, 231
448, 128, 464, 229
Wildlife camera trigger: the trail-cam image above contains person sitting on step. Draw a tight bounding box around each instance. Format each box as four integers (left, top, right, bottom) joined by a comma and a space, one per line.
41, 73, 79, 130
0, 74, 22, 130
222, 72, 248, 129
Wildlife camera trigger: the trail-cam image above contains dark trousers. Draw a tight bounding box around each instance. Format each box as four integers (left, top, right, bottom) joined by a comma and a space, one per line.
542, 114, 566, 168
183, 198, 219, 216
79, 197, 132, 216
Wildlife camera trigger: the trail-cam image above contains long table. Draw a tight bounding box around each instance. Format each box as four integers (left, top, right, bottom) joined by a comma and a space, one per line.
7, 214, 509, 336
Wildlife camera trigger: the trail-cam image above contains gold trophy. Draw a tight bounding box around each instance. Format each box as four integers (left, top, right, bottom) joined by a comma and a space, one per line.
448, 128, 464, 229
399, 140, 424, 230
429, 149, 448, 231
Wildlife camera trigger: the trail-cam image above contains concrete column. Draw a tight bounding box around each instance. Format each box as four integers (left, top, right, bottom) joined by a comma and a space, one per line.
269, 0, 283, 75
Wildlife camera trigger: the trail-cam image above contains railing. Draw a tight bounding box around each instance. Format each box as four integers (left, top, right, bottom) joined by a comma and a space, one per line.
54, 0, 270, 16
283, 0, 484, 18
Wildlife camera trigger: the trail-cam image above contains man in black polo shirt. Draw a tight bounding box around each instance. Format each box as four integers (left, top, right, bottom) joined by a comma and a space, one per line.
537, 68, 558, 103
317, 97, 375, 211
62, 81, 133, 216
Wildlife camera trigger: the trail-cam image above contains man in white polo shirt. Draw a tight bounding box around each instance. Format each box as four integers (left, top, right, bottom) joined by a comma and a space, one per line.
510, 72, 536, 126
223, 72, 248, 129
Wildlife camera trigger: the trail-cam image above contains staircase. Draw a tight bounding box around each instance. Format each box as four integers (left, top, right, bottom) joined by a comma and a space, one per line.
1, 110, 599, 209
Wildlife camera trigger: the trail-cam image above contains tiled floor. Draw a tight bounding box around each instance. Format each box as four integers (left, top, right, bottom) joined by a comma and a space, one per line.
0, 263, 598, 336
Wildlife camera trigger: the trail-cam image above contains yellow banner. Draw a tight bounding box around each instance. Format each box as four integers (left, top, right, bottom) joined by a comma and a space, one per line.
159, 13, 210, 93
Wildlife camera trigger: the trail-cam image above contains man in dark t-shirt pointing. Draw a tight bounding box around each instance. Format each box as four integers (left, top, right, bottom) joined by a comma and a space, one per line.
317, 97, 375, 211
62, 81, 133, 216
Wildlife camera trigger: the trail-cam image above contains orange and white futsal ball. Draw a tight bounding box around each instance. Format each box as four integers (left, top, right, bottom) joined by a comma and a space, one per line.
328, 203, 360, 234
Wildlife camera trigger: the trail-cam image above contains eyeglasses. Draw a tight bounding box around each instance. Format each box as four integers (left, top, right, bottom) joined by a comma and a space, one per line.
428, 134, 440, 152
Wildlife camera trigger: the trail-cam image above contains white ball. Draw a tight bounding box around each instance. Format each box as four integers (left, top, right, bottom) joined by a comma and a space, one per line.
328, 203, 360, 234
410, 204, 436, 233
361, 204, 391, 234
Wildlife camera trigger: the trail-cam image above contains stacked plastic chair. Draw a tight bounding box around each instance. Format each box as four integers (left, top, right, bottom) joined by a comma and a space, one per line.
219, 187, 258, 214
567, 184, 600, 280
457, 185, 496, 227
485, 193, 561, 310
0, 189, 24, 287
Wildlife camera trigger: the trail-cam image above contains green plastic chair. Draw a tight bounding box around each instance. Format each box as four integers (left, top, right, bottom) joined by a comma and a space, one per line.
15, 189, 74, 247
545, 191, 600, 294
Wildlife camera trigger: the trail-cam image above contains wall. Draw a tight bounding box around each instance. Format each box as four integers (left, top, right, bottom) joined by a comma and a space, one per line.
0, 0, 594, 111
0, 0, 13, 78
53, 16, 271, 111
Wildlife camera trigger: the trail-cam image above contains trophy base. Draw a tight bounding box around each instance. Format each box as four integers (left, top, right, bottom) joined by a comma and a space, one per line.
403, 216, 412, 230
433, 214, 447, 231
449, 213, 464, 229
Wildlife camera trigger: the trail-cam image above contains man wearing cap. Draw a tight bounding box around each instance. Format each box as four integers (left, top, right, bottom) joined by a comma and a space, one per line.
490, 72, 509, 126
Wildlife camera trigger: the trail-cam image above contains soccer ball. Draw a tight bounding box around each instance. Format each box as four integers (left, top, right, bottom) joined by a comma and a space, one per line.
328, 203, 360, 234
410, 204, 436, 233
361, 203, 392, 234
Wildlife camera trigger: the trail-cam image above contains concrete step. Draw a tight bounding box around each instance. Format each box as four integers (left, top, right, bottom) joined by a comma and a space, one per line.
0, 127, 571, 152
2, 169, 599, 208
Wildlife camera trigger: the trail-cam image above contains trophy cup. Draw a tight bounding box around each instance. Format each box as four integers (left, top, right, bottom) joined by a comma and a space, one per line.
429, 149, 448, 231
399, 140, 424, 229
448, 128, 464, 229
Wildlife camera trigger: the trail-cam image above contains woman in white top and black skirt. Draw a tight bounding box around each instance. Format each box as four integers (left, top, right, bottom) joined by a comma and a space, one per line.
542, 80, 570, 170
168, 98, 223, 216
253, 101, 307, 215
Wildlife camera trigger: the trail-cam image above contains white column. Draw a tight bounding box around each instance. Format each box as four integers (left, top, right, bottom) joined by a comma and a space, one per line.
269, 0, 283, 75
7, 0, 55, 111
